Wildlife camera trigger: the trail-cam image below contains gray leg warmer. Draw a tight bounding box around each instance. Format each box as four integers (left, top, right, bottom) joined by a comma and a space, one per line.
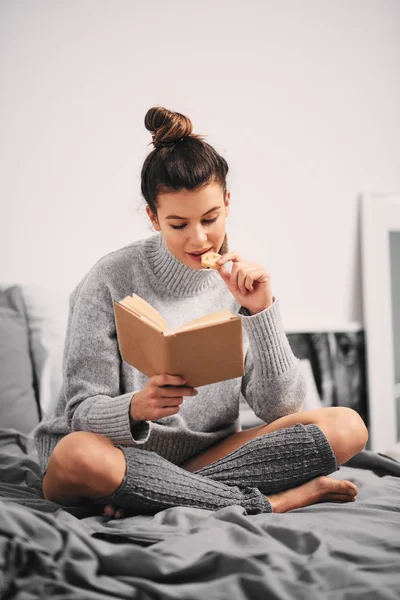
100, 423, 336, 515
194, 423, 338, 494
100, 445, 272, 515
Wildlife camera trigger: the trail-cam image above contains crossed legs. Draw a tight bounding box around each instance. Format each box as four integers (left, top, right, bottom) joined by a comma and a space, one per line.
43, 407, 368, 515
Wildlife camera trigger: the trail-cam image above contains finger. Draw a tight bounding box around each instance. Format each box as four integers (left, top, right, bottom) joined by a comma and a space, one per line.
237, 269, 249, 294
246, 268, 270, 284
244, 272, 255, 292
159, 405, 181, 417
153, 374, 187, 387
160, 386, 198, 397
234, 266, 269, 293
230, 263, 244, 291
217, 265, 232, 283
242, 267, 263, 291
159, 397, 184, 407
217, 252, 243, 267
238, 267, 270, 285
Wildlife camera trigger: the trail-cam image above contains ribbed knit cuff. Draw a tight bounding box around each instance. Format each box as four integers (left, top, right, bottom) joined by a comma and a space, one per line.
307, 423, 339, 471
35, 432, 66, 474
86, 392, 151, 445
240, 298, 296, 378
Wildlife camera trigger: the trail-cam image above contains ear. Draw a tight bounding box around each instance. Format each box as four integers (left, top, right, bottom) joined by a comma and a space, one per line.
224, 191, 231, 217
146, 205, 161, 231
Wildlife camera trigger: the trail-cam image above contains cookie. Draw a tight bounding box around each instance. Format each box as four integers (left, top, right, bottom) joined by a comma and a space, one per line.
201, 252, 221, 269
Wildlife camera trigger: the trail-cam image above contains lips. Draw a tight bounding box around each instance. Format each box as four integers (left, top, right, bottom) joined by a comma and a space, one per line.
186, 247, 213, 263
188, 247, 212, 256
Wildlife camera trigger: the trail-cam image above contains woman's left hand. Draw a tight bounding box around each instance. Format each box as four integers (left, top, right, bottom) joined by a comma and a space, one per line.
217, 252, 274, 314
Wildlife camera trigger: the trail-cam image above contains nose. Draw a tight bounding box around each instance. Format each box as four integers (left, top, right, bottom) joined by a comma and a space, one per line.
190, 224, 208, 246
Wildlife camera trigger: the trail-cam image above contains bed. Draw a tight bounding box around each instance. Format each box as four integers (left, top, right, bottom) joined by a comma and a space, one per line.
1, 284, 400, 599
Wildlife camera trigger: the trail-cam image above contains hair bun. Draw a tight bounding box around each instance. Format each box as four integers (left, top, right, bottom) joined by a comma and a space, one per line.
144, 106, 194, 148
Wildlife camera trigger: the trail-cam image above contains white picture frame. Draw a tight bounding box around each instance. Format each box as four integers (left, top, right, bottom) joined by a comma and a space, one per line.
361, 193, 400, 453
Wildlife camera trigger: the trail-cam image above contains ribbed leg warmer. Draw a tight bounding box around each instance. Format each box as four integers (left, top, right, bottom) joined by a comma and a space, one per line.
100, 423, 337, 515
194, 423, 338, 494
99, 445, 272, 515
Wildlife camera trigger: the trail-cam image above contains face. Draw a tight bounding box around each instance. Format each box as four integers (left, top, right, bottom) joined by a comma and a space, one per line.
146, 181, 230, 269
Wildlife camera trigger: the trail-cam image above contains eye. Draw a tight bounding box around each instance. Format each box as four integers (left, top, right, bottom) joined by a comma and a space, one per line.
170, 217, 218, 230
170, 224, 187, 230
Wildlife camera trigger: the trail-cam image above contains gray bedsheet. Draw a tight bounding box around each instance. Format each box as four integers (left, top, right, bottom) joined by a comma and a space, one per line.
0, 428, 399, 599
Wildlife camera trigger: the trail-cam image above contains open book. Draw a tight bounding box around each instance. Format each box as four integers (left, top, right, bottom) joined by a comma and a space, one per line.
113, 294, 244, 387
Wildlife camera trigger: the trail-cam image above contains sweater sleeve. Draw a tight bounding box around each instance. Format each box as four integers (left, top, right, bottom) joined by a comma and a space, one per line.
240, 299, 306, 423
63, 268, 151, 446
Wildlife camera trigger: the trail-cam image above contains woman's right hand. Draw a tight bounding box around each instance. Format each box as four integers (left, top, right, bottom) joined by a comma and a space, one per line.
129, 374, 198, 422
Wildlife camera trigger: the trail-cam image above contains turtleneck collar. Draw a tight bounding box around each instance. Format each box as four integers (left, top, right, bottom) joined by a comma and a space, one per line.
140, 234, 220, 297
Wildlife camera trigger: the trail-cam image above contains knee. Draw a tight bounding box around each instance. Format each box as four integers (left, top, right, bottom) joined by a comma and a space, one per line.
48, 432, 102, 480
44, 432, 123, 499
339, 407, 368, 446
330, 407, 368, 457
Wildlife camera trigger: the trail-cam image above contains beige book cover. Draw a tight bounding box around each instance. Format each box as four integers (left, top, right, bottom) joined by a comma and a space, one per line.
113, 294, 244, 387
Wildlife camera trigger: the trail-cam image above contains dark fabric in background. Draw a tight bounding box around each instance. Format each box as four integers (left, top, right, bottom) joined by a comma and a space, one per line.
288, 332, 368, 426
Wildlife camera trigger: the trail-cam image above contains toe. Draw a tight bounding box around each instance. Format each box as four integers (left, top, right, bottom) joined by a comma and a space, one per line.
329, 494, 355, 502
343, 480, 358, 495
334, 479, 358, 495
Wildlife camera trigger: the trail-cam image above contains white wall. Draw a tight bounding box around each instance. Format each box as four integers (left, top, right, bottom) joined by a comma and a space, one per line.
1, 0, 400, 331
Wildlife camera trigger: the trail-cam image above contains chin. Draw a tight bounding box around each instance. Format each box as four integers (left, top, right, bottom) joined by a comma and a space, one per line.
182, 256, 207, 270
186, 259, 204, 270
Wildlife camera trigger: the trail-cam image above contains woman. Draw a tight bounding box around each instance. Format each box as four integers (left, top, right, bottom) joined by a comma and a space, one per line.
35, 106, 368, 516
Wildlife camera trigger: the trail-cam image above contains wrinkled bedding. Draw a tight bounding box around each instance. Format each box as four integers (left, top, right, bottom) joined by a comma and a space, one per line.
1, 428, 400, 599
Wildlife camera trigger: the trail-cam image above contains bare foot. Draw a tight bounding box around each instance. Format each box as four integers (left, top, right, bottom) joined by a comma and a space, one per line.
267, 476, 358, 513
103, 477, 358, 518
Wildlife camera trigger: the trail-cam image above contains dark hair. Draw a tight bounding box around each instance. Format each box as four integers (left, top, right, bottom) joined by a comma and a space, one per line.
141, 106, 229, 214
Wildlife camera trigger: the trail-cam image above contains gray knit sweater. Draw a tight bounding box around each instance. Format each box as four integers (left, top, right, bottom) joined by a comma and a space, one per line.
33, 233, 306, 473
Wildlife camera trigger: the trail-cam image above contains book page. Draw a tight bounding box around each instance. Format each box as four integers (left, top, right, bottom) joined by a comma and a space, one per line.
174, 310, 234, 333
119, 294, 169, 333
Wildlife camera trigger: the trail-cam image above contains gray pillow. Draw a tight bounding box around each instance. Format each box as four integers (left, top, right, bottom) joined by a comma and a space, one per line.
0, 286, 40, 433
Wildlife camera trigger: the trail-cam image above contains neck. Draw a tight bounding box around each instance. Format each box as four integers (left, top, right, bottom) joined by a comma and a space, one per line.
141, 234, 220, 297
